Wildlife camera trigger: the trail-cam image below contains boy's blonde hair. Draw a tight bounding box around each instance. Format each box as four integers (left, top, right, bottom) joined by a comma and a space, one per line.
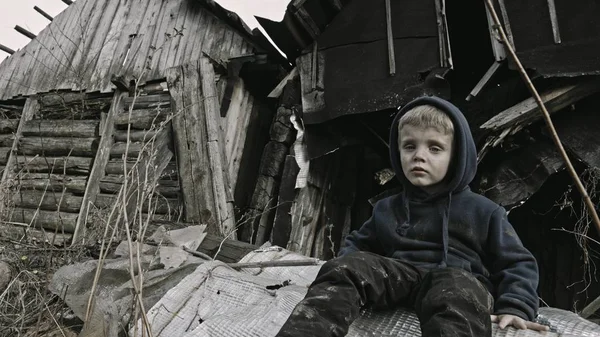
397, 104, 454, 135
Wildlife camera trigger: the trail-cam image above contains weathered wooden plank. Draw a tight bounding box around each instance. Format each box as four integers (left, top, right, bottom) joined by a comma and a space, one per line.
21, 120, 99, 137
73, 92, 123, 243
18, 176, 87, 194
481, 79, 600, 131
171, 0, 196, 67
268, 68, 299, 98
99, 175, 180, 197
110, 142, 145, 159
74, 0, 121, 90
94, 193, 179, 215
222, 81, 250, 187
250, 175, 279, 245
147, 0, 180, 76
190, 9, 214, 63
271, 155, 301, 247
287, 184, 325, 256
166, 62, 216, 226
61, 0, 104, 90
15, 155, 91, 174
13, 190, 83, 213
9, 208, 78, 233
18, 136, 98, 157
184, 7, 207, 63
198, 233, 258, 263
114, 107, 170, 129
297, 51, 325, 114
94, 0, 130, 91
131, 0, 168, 80
0, 119, 20, 134
270, 106, 295, 145
200, 57, 236, 237
161, 0, 190, 73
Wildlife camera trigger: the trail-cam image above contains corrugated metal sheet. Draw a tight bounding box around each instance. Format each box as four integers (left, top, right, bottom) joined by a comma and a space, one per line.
0, 0, 259, 100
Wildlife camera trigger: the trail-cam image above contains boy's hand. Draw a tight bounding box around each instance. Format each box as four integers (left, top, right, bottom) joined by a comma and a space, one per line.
491, 314, 550, 332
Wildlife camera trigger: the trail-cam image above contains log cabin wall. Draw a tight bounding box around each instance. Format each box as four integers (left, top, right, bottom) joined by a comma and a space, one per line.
0, 102, 22, 177
6, 92, 111, 233
0, 0, 258, 101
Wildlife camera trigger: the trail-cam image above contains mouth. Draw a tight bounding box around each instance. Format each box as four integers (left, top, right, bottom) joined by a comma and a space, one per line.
411, 167, 427, 173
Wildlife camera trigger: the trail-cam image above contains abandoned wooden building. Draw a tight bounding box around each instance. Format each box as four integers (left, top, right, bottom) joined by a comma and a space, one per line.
2, 0, 600, 322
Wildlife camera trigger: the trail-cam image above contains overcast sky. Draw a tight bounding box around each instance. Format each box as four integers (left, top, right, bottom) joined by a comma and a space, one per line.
0, 0, 287, 56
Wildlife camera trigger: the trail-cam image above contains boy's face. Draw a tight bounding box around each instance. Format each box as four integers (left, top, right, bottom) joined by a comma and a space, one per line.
398, 124, 453, 194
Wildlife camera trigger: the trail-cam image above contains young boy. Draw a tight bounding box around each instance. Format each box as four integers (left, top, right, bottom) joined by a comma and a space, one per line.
276, 96, 549, 337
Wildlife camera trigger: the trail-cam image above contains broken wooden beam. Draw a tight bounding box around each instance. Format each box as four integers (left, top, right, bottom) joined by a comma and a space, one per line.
18, 175, 87, 194
14, 25, 36, 40
481, 79, 600, 131
33, 6, 54, 21
268, 68, 299, 98
497, 0, 515, 50
466, 61, 502, 101
0, 44, 15, 55
114, 108, 170, 130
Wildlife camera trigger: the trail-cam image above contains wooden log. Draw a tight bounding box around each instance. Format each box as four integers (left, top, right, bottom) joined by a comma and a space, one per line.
251, 175, 280, 245
200, 57, 236, 237
113, 129, 158, 142
93, 193, 179, 215
13, 190, 83, 213
18, 136, 98, 157
99, 176, 180, 197
0, 223, 71, 246
21, 120, 99, 137
8, 208, 77, 233
197, 233, 258, 263
114, 108, 170, 130
0, 134, 14, 147
0, 43, 15, 55
270, 107, 295, 145
167, 63, 216, 227
110, 142, 144, 159
14, 25, 36, 39
0, 148, 10, 165
123, 94, 171, 110
271, 155, 300, 247
18, 176, 87, 194
259, 141, 288, 177
34, 6, 54, 21
0, 119, 19, 134
15, 155, 91, 174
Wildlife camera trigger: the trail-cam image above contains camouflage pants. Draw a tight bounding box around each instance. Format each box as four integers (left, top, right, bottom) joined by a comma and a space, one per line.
276, 251, 493, 337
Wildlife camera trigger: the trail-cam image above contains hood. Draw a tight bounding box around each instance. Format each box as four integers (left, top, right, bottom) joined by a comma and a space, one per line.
389, 96, 477, 200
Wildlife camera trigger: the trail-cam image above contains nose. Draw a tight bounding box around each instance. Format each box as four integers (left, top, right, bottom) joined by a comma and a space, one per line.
413, 147, 426, 162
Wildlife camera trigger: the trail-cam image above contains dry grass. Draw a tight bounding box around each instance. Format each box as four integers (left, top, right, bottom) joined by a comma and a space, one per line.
0, 235, 90, 337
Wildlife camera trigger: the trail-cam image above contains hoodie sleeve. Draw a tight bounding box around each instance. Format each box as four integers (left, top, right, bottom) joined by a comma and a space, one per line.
487, 207, 540, 321
338, 214, 382, 257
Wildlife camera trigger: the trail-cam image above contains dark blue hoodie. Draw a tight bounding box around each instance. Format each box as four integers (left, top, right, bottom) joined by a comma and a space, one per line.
339, 96, 540, 320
